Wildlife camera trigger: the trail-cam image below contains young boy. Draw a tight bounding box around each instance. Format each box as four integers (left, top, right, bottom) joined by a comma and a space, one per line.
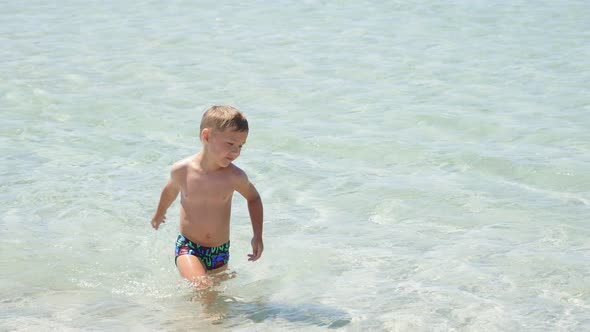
151, 105, 263, 285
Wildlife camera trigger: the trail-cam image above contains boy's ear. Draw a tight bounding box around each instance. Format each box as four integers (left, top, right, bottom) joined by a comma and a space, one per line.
201, 128, 209, 142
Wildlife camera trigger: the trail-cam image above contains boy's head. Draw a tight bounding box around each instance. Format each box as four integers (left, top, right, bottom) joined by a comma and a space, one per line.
199, 105, 249, 167
200, 105, 249, 136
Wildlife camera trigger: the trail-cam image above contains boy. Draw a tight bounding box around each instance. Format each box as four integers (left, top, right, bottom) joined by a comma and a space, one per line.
151, 105, 263, 285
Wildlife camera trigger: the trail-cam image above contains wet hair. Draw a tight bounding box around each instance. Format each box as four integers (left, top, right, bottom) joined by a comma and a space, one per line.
200, 105, 249, 133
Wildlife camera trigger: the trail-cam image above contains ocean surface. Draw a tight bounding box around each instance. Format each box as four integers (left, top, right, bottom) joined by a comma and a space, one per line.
1, 1, 589, 331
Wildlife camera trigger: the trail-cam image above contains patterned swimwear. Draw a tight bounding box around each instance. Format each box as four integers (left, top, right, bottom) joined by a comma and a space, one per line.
175, 234, 230, 270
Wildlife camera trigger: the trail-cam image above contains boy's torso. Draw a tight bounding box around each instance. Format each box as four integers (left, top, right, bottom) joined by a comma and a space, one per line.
175, 159, 237, 247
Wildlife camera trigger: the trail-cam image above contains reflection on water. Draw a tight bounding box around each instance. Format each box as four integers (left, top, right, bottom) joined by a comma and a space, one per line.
4, 0, 588, 329
190, 288, 351, 329
185, 270, 238, 290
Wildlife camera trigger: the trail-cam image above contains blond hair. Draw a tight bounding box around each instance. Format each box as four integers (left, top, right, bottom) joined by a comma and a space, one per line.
200, 105, 249, 133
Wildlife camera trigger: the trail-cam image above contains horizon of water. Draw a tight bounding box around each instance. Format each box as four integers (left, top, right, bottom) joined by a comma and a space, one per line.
1, 1, 589, 331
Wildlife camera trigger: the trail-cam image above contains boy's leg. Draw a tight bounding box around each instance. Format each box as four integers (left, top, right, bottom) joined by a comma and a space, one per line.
209, 265, 228, 274
176, 255, 207, 282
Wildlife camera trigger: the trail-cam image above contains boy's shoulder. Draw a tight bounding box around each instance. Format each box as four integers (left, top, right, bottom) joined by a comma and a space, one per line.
171, 157, 191, 171
169, 157, 194, 179
227, 163, 249, 183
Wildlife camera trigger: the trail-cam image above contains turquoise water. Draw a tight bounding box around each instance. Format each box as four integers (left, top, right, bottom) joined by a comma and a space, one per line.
2, 1, 589, 330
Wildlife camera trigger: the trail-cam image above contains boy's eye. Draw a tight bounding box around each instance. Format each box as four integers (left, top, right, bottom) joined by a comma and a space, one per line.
227, 142, 234, 146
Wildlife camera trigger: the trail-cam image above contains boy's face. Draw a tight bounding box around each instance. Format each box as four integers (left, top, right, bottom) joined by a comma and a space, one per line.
203, 127, 248, 167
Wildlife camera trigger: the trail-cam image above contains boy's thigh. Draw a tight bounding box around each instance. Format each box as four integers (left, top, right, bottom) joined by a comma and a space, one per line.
209, 264, 228, 274
176, 254, 207, 281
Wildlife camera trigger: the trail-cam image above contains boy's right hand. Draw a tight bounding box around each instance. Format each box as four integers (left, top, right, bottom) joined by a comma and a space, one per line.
151, 214, 166, 230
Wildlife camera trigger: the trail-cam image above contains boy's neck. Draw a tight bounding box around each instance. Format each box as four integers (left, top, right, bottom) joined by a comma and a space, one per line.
193, 150, 221, 172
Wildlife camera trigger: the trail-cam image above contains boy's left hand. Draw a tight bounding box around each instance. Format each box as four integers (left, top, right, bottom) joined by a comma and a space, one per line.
248, 237, 264, 262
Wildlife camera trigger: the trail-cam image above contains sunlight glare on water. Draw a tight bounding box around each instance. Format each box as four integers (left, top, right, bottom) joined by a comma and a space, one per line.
1, 0, 589, 330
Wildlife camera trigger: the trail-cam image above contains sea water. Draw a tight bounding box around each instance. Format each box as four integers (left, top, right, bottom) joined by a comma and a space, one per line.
1, 1, 589, 331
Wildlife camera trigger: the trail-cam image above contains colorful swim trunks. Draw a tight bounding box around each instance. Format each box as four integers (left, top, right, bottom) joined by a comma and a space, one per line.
175, 234, 230, 270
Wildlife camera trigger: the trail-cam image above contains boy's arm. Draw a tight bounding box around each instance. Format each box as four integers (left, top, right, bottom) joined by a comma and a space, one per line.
235, 171, 264, 261
151, 173, 181, 230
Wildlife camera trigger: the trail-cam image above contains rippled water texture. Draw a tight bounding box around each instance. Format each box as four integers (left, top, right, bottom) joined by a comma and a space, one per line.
1, 1, 589, 330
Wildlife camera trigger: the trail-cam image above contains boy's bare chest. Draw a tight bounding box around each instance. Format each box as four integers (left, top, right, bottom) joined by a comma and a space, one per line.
182, 172, 234, 202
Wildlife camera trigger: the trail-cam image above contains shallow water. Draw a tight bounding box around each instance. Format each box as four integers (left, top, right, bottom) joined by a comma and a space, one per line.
1, 1, 589, 330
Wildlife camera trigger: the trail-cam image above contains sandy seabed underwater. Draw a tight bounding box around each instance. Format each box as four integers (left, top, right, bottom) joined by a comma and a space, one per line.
1, 1, 589, 331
